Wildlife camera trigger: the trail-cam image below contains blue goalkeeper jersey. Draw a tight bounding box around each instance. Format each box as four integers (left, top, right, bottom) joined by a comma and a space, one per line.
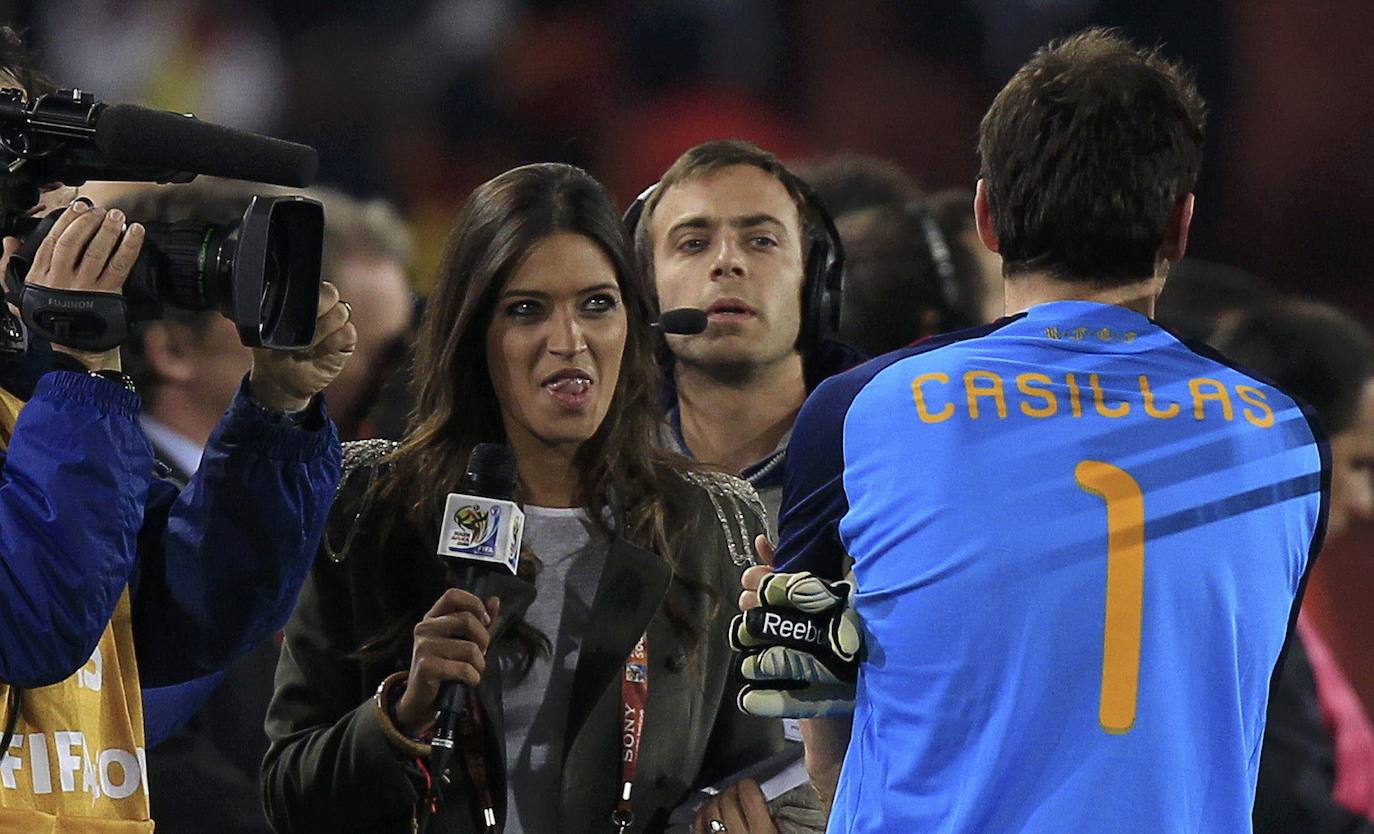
775, 301, 1329, 834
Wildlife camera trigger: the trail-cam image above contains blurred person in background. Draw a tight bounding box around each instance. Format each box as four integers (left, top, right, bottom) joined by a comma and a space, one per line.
300, 186, 416, 440
634, 139, 865, 833
800, 157, 994, 354
923, 188, 1007, 326
1154, 258, 1278, 346
110, 179, 417, 834
795, 154, 922, 218
263, 163, 781, 833
1217, 301, 1374, 833
0, 29, 350, 831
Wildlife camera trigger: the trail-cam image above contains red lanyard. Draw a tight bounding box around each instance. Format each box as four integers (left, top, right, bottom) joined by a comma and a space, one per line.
461, 691, 498, 833
446, 634, 651, 833
612, 634, 650, 833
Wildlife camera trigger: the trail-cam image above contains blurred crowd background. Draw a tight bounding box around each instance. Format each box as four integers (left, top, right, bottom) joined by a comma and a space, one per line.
6, 0, 1374, 731
8, 0, 1374, 309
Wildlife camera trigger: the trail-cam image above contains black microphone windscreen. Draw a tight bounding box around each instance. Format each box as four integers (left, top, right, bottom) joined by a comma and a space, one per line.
92, 104, 319, 187
657, 307, 709, 335
461, 443, 518, 501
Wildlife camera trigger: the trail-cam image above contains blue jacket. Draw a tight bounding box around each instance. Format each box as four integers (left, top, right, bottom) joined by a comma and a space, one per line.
0, 371, 341, 707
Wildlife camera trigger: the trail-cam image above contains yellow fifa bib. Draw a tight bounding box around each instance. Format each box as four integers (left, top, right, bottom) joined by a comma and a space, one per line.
0, 392, 154, 832
0, 386, 23, 448
0, 590, 153, 832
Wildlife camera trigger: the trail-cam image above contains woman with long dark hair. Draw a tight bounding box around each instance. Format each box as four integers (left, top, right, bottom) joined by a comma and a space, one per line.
262, 163, 782, 833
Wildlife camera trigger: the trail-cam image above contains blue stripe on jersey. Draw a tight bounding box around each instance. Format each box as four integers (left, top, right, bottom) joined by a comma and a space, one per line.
773, 301, 1329, 834
1172, 334, 1333, 703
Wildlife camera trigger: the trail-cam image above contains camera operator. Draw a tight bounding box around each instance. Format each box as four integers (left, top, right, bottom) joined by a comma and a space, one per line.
103, 179, 414, 834
0, 27, 351, 830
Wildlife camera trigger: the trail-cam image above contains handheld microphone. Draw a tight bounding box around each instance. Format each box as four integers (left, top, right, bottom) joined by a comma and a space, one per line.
428, 444, 523, 795
654, 307, 709, 335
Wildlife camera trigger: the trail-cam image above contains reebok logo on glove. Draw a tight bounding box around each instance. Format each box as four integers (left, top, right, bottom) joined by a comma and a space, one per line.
758, 610, 828, 649
730, 568, 863, 719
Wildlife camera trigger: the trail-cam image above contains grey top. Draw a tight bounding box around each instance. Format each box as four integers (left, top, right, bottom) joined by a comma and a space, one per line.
499, 505, 611, 834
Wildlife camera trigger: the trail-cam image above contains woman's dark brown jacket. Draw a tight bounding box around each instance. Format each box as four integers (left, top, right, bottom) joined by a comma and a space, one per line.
262, 441, 785, 833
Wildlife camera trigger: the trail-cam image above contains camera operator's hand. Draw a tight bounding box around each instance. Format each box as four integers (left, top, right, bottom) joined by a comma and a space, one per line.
394, 588, 500, 736
248, 281, 357, 412
0, 199, 145, 371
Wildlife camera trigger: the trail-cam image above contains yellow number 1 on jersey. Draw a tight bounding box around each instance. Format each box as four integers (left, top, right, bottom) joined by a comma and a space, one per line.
1075, 461, 1145, 734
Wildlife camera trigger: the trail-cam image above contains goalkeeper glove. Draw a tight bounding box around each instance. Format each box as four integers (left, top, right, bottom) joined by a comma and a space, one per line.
730, 569, 862, 718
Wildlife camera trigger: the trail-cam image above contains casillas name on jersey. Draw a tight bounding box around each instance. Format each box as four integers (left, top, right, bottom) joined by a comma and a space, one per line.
774, 301, 1329, 834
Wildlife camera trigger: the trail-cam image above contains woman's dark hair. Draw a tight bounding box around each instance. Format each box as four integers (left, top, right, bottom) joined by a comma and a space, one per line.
362, 163, 709, 666
1216, 300, 1374, 434
0, 26, 52, 96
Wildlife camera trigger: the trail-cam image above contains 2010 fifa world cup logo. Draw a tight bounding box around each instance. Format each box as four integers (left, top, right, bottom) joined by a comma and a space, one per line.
452, 504, 499, 547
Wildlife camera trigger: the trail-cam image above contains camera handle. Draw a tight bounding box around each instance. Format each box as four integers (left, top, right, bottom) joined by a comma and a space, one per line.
5, 210, 130, 352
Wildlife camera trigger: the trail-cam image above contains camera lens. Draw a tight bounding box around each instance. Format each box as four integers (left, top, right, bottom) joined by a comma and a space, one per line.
259, 233, 288, 339
10, 195, 321, 351
134, 222, 230, 313
124, 196, 320, 348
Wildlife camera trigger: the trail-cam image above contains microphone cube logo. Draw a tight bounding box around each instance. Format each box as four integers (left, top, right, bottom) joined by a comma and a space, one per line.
437, 493, 524, 575
450, 504, 499, 549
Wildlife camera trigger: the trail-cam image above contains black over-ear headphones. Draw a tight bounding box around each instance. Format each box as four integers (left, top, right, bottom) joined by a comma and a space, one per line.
623, 169, 846, 356
908, 198, 961, 316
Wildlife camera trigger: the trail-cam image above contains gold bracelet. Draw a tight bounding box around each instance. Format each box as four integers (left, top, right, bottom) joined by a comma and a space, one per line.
373, 672, 431, 758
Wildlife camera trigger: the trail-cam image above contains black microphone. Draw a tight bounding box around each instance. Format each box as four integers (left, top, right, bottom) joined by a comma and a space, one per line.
654, 307, 708, 335
429, 444, 523, 795
91, 104, 318, 187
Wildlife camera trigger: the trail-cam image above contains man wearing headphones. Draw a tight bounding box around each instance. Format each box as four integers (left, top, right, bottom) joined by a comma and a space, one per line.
634, 139, 860, 532
631, 139, 862, 833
